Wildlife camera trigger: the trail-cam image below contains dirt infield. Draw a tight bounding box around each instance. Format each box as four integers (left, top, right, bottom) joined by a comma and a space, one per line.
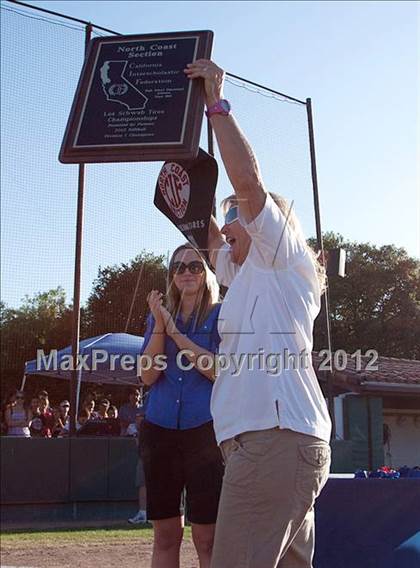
0, 529, 198, 568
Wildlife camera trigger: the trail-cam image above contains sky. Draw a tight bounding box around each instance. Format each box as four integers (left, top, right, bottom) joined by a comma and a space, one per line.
1, 0, 418, 308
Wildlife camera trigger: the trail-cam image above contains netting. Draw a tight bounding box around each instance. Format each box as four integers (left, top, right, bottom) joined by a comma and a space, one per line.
1, 4, 314, 394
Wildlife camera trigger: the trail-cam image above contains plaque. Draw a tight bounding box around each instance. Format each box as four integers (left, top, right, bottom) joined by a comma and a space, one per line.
59, 31, 213, 163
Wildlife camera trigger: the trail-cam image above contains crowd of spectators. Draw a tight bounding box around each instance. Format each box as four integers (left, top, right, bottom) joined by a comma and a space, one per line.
0, 387, 145, 438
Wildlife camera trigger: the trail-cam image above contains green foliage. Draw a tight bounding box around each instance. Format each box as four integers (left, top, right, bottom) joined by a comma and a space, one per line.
310, 232, 420, 359
1, 288, 72, 375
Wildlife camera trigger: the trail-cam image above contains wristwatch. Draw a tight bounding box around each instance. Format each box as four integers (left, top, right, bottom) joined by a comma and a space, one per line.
205, 99, 231, 118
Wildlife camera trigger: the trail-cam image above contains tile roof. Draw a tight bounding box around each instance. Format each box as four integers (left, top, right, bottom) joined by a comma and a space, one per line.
312, 353, 420, 391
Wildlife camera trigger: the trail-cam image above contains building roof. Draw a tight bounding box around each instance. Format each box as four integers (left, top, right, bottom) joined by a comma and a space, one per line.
312, 353, 420, 395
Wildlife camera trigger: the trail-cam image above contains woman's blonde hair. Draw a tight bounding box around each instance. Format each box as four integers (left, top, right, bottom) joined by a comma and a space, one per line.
166, 243, 220, 327
221, 193, 326, 293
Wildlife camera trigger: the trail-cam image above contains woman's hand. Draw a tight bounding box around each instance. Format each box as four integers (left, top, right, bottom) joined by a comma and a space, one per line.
147, 290, 165, 331
184, 59, 225, 107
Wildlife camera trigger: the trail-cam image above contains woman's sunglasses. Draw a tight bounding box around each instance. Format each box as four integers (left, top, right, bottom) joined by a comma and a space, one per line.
224, 205, 239, 226
171, 260, 205, 275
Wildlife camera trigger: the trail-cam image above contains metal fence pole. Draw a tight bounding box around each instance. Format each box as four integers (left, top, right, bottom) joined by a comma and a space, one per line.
207, 118, 217, 219
306, 97, 336, 439
69, 23, 92, 436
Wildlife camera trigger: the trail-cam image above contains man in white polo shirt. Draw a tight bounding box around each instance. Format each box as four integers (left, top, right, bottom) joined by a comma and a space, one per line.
185, 60, 332, 568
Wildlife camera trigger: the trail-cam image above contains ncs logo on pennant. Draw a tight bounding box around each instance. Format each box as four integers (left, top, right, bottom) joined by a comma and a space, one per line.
158, 162, 191, 219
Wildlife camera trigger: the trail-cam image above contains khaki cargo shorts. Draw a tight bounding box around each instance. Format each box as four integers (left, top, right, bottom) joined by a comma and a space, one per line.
211, 427, 331, 568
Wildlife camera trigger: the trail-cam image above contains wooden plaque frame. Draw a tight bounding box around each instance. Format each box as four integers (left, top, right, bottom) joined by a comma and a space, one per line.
59, 30, 213, 163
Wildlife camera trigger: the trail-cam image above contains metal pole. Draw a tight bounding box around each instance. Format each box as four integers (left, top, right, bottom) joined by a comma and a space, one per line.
69, 23, 92, 436
207, 118, 215, 157
207, 118, 217, 219
306, 97, 336, 439
366, 396, 373, 471
20, 369, 27, 391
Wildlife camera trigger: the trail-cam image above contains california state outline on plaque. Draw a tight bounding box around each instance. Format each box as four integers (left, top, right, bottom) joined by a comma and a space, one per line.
100, 60, 148, 110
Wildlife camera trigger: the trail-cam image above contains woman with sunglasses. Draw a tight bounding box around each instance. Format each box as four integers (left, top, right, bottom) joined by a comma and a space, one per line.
139, 243, 223, 568
4, 390, 31, 437
185, 60, 332, 568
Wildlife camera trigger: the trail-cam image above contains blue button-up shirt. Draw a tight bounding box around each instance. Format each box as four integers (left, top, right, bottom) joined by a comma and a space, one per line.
141, 303, 221, 430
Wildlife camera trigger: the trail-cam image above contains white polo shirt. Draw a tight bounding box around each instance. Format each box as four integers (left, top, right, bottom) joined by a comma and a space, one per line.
211, 193, 332, 445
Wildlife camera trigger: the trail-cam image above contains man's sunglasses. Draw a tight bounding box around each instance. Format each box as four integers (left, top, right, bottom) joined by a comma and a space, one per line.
224, 205, 239, 226
171, 260, 205, 275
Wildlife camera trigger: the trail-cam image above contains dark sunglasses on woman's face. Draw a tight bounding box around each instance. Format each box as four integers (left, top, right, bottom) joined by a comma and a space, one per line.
172, 260, 205, 275
16, 396, 24, 400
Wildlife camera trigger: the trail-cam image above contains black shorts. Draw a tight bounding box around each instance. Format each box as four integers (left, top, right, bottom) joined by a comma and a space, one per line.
139, 420, 224, 524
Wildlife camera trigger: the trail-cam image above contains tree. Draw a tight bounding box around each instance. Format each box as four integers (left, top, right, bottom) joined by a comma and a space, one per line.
84, 250, 167, 337
310, 232, 420, 359
1, 288, 73, 388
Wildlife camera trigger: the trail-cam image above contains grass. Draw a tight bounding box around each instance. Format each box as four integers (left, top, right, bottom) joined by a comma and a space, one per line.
1, 525, 192, 544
